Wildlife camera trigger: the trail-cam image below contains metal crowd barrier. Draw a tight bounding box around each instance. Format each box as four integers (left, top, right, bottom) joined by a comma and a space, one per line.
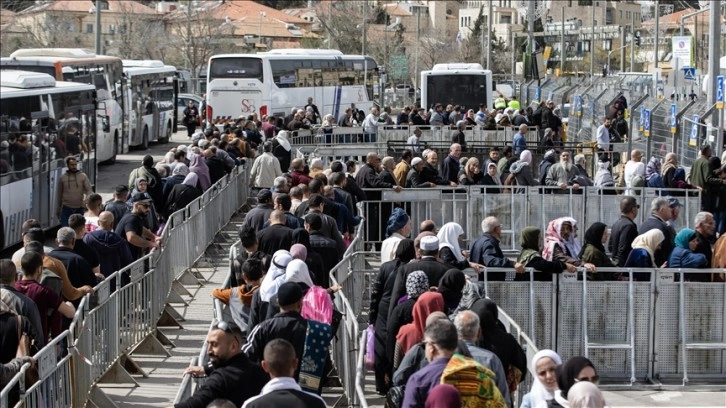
2, 165, 250, 408
173, 357, 199, 404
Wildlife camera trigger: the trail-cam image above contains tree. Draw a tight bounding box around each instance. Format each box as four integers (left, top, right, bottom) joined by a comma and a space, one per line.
315, 1, 385, 54
106, 2, 169, 60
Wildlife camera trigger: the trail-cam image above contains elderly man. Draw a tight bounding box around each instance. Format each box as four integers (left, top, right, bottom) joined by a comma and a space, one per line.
451, 120, 467, 150
470, 216, 524, 281
512, 124, 528, 155
406, 157, 433, 188
545, 151, 580, 192
407, 127, 423, 153
441, 143, 462, 186
608, 196, 640, 267
83, 211, 133, 283
638, 196, 673, 267
690, 212, 716, 282
420, 150, 447, 186
378, 156, 400, 187
381, 208, 412, 263
250, 141, 283, 189
178, 322, 267, 408
49, 227, 99, 291
356, 152, 401, 191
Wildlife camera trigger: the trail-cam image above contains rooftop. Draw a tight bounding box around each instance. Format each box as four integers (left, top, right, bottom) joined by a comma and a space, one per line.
17, 0, 159, 15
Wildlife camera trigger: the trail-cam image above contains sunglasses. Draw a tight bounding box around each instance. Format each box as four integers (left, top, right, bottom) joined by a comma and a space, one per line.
575, 375, 600, 384
216, 320, 233, 333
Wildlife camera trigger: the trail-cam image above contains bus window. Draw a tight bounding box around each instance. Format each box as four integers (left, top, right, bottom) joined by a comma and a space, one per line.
209, 57, 263, 81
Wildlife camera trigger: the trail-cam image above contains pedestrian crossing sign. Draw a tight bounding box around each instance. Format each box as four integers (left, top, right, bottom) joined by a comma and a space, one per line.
683, 67, 696, 81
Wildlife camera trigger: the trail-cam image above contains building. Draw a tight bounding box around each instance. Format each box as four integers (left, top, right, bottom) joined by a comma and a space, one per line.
458, 0, 524, 46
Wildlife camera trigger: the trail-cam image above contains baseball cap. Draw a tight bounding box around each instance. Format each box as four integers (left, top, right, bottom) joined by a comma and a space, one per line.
131, 193, 152, 205
667, 197, 682, 208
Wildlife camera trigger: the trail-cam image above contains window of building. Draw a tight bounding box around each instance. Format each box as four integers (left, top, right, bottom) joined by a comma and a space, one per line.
500, 15, 512, 24
86, 24, 94, 33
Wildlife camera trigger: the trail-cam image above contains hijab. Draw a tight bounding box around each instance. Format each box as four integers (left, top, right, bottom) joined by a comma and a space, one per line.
437, 222, 464, 262
395, 291, 445, 354
405, 270, 429, 300
275, 130, 291, 151
438, 269, 466, 311
661, 152, 678, 177
557, 356, 597, 399
395, 238, 416, 263
182, 172, 199, 188
189, 153, 211, 191
425, 384, 461, 408
172, 163, 190, 177
518, 226, 542, 266
290, 243, 307, 260
631, 229, 665, 266
527, 349, 563, 406
674, 228, 697, 249
578, 222, 608, 259
258, 250, 293, 302
520, 149, 533, 165
542, 218, 568, 261
563, 217, 582, 258
487, 162, 502, 185
567, 381, 606, 408
285, 259, 314, 288
291, 228, 311, 247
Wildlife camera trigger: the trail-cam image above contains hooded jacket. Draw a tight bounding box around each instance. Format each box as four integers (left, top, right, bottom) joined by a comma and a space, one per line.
83, 229, 134, 277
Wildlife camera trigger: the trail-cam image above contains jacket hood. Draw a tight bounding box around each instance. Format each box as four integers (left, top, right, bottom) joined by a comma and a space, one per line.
84, 230, 128, 253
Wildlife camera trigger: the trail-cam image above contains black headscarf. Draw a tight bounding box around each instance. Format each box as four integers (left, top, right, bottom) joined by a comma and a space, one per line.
470, 298, 515, 372
578, 222, 607, 259
438, 269, 466, 312
292, 228, 310, 248
395, 239, 416, 263
557, 356, 597, 399
142, 154, 154, 168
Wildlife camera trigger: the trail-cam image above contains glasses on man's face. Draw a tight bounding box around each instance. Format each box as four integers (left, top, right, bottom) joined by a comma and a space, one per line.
575, 375, 600, 384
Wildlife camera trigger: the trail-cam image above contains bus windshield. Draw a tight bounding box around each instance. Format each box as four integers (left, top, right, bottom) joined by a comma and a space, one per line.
209, 57, 263, 81
425, 74, 487, 111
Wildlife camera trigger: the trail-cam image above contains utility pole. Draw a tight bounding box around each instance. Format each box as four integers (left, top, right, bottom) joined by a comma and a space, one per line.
481, 19, 485, 68
590, 4, 595, 83
361, 2, 367, 56
560, 7, 565, 74
511, 30, 516, 79
707, 0, 723, 156
654, 0, 660, 69
486, 1, 492, 71
414, 6, 420, 90
620, 25, 626, 72
630, 12, 635, 73
94, 0, 102, 55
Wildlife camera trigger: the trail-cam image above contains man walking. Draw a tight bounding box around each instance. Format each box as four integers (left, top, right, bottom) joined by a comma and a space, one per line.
56, 156, 92, 227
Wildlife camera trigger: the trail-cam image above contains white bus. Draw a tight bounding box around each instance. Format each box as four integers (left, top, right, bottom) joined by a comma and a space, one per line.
122, 60, 177, 149
206, 49, 380, 126
421, 63, 493, 112
1, 48, 124, 163
1, 70, 97, 250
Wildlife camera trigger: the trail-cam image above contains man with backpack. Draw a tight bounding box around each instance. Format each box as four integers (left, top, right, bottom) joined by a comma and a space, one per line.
401, 319, 505, 408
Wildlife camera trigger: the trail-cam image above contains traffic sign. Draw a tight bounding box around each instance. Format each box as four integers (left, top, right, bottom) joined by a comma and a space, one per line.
639, 106, 645, 132
717, 75, 724, 109
670, 103, 677, 134
644, 109, 651, 137
575, 95, 582, 117
535, 86, 541, 102
683, 67, 696, 81
689, 114, 699, 147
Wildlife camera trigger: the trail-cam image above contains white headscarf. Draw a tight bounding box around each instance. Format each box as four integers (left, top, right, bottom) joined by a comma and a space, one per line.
527, 349, 563, 407
631, 229, 665, 266
562, 217, 582, 260
275, 130, 291, 151
285, 259, 314, 287
258, 250, 293, 302
437, 222, 464, 262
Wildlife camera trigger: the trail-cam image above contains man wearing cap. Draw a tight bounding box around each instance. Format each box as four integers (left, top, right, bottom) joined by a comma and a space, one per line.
381, 208, 412, 264
177, 322, 267, 408
406, 157, 433, 188
470, 216, 524, 281
243, 282, 308, 379
115, 193, 160, 261
665, 197, 683, 239
56, 156, 92, 227
388, 235, 451, 318
243, 189, 275, 232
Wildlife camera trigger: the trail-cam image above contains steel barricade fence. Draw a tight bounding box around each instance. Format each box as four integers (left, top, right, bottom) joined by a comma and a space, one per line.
0, 363, 27, 408
173, 357, 199, 405
497, 307, 540, 408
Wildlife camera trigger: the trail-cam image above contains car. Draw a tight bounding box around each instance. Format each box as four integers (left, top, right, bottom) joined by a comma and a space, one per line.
177, 93, 204, 125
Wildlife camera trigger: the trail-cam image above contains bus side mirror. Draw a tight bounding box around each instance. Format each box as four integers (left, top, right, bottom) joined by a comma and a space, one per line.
97, 102, 111, 132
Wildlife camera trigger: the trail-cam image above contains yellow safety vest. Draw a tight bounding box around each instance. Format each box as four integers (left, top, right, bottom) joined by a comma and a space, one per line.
494, 97, 506, 109
508, 100, 521, 110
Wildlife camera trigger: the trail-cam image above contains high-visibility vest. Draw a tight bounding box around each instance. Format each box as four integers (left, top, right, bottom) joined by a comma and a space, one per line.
494, 97, 506, 109
508, 99, 521, 110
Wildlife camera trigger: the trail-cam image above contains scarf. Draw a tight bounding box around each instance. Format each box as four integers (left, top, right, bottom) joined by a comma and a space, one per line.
542, 218, 569, 261
674, 228, 696, 249
395, 291, 445, 355
172, 163, 190, 177
182, 172, 199, 188
258, 250, 293, 302
631, 229, 665, 266
558, 356, 597, 399
189, 153, 211, 191
527, 349, 563, 407
567, 381, 606, 408
285, 259, 314, 287
518, 226, 542, 266
437, 222, 464, 262
578, 222, 607, 259
661, 152, 678, 177
386, 208, 410, 238
437, 269, 466, 312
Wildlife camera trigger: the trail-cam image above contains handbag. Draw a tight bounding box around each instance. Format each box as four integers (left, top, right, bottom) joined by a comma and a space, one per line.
16, 315, 39, 387
385, 385, 405, 408
365, 324, 375, 370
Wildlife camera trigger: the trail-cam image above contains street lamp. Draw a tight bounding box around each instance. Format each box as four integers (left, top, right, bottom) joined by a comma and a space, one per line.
607, 43, 629, 76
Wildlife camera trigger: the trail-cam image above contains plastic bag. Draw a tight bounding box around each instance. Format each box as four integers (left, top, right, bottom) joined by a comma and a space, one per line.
365, 324, 375, 370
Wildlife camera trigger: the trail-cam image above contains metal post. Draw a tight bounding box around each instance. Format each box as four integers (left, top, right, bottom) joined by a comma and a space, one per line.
361, 2, 367, 56
94, 0, 102, 55
654, 0, 660, 69
414, 7, 420, 90
590, 4, 595, 83
709, 0, 723, 156
630, 12, 635, 73
560, 7, 565, 74
481, 18, 486, 69
487, 0, 493, 71
694, 14, 699, 70
620, 25, 626, 72
511, 30, 516, 79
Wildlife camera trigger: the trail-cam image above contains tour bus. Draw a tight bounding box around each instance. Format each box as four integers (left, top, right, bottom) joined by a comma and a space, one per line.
206, 49, 380, 126
1, 48, 123, 163
0, 70, 97, 250
122, 60, 178, 149
420, 63, 493, 113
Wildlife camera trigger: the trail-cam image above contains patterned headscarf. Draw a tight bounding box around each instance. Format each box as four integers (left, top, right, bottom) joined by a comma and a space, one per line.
406, 270, 429, 299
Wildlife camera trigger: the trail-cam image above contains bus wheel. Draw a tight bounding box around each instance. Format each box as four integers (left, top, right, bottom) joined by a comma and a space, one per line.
159, 121, 171, 144
141, 126, 149, 150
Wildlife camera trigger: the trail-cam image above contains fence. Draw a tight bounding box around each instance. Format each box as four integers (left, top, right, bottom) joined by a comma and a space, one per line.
1, 165, 250, 408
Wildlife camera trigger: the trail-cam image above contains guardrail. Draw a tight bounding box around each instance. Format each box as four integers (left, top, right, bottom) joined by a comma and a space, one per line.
2, 165, 250, 408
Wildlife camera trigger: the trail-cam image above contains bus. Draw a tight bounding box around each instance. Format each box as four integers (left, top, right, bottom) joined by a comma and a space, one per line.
1, 70, 97, 250
1, 48, 123, 163
122, 60, 177, 149
420, 63, 493, 112
206, 49, 380, 126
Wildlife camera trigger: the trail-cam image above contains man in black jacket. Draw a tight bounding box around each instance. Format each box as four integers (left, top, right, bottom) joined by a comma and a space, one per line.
608, 196, 639, 267
420, 150, 448, 186
49, 227, 98, 295
440, 143, 462, 185
243, 189, 275, 232
469, 217, 524, 281
257, 210, 294, 257
178, 322, 267, 408
305, 213, 339, 288
356, 152, 401, 191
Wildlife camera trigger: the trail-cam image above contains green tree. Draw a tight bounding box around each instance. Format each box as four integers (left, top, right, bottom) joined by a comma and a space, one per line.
255, 0, 307, 10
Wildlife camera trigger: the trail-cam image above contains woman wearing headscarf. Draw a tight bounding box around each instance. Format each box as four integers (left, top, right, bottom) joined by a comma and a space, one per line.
425, 384, 461, 408
248, 250, 292, 330
437, 222, 482, 271
273, 130, 292, 172
554, 356, 600, 407
624, 229, 665, 280
579, 222, 616, 279
542, 218, 596, 272
381, 208, 411, 264
510, 149, 538, 189
457, 157, 483, 185
392, 291, 444, 370
162, 163, 190, 201
260, 258, 315, 322
517, 227, 576, 282
437, 269, 466, 314
291, 228, 325, 285
661, 152, 680, 187
188, 152, 211, 191
128, 155, 163, 207
470, 298, 527, 396
370, 239, 416, 394
520, 349, 563, 408
162, 172, 202, 218
668, 228, 708, 268
481, 161, 503, 193
567, 381, 606, 408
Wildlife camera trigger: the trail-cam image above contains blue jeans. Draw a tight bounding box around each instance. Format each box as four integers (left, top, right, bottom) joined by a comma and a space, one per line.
60, 206, 84, 227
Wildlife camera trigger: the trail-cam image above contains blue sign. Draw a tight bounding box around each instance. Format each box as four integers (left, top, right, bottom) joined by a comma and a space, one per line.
575, 96, 582, 117
689, 114, 699, 146
670, 103, 677, 133
639, 106, 645, 131
644, 109, 651, 137
683, 67, 696, 81
535, 87, 541, 101
717, 75, 724, 109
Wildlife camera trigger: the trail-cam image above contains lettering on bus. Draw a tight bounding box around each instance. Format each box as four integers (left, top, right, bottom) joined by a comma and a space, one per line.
241, 99, 256, 113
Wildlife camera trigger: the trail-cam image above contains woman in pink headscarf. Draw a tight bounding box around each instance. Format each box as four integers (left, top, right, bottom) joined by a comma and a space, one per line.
542, 217, 596, 272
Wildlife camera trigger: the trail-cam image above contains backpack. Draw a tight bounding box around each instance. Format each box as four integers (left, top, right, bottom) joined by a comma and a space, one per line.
39, 269, 62, 298
301, 285, 333, 324
440, 354, 507, 408
647, 174, 665, 188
